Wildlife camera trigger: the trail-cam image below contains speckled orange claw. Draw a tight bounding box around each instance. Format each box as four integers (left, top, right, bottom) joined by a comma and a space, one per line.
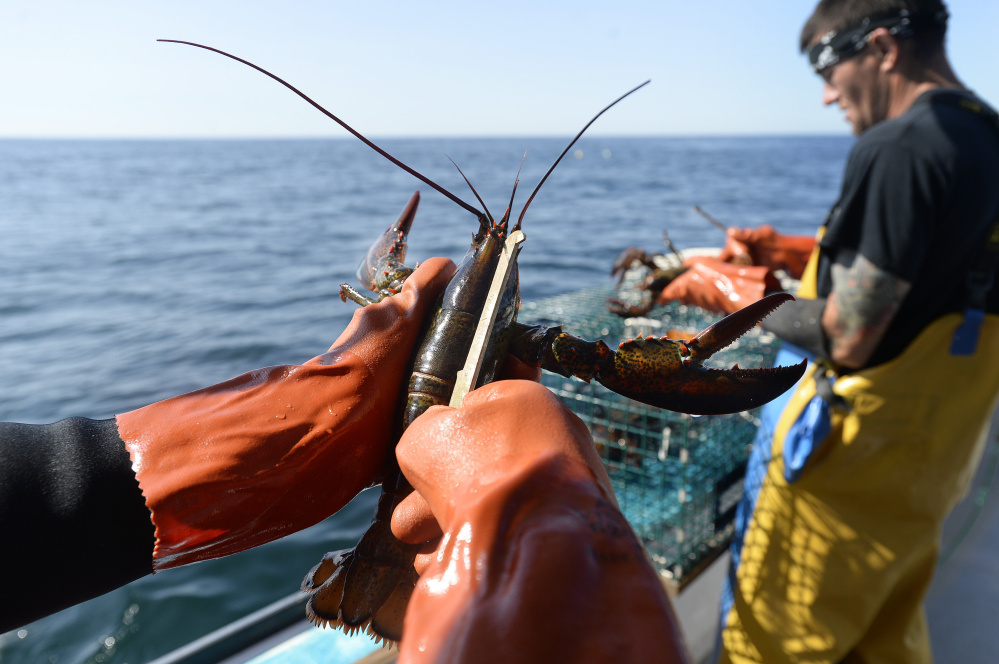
510, 292, 807, 415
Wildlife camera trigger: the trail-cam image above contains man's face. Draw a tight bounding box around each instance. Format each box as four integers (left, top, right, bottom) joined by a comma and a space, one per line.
816, 43, 889, 135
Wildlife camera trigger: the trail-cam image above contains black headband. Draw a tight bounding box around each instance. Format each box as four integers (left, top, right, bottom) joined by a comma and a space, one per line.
807, 8, 948, 73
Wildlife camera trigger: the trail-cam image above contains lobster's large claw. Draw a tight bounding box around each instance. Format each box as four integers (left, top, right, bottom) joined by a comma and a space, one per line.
515, 293, 807, 415
596, 293, 806, 414
355, 191, 420, 296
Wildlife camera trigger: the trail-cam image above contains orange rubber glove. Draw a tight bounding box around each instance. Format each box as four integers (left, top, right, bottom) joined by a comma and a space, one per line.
657, 256, 780, 315
115, 257, 456, 570
390, 381, 691, 664
717, 225, 815, 279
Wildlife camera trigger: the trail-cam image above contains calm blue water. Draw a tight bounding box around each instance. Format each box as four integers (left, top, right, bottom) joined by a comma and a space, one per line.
0, 135, 850, 663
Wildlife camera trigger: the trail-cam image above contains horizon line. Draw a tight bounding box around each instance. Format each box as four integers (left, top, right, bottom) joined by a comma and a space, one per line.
0, 131, 852, 141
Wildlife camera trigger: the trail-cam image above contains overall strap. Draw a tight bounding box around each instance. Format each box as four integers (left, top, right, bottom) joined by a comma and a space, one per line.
932, 93, 999, 355
950, 220, 999, 355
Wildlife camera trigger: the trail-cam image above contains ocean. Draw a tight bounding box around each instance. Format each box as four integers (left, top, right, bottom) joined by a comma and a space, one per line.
0, 135, 851, 663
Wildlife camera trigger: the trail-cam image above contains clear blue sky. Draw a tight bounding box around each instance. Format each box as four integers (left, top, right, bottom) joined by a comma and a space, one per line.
2, 1, 997, 138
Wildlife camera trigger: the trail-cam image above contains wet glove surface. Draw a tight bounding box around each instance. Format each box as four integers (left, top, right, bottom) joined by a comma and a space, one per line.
390, 380, 691, 664
116, 257, 456, 569
718, 225, 815, 279
658, 256, 780, 315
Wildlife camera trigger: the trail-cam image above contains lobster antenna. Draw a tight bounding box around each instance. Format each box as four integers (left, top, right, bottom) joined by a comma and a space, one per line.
446, 155, 494, 231
504, 149, 528, 230
158, 39, 483, 219
515, 80, 650, 230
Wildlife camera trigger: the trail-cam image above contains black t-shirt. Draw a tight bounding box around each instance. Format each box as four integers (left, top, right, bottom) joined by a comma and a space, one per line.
816, 89, 999, 367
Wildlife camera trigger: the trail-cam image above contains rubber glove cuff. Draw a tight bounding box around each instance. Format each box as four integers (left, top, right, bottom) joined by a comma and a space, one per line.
117, 349, 388, 570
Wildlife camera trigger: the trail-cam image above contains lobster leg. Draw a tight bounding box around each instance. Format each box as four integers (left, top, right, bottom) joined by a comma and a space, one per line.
510, 292, 807, 415
304, 467, 421, 642
339, 283, 378, 307
340, 284, 380, 307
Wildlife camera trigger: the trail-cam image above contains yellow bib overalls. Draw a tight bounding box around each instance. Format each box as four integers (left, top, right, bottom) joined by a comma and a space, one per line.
719, 245, 999, 663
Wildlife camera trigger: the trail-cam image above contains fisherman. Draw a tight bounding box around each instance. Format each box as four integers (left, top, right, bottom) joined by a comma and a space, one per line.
0, 256, 691, 663
661, 1, 999, 661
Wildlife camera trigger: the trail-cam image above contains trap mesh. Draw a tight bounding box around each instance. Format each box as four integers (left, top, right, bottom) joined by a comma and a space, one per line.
519, 284, 783, 588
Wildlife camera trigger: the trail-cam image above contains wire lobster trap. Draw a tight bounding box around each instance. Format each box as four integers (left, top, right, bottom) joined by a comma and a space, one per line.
519, 284, 783, 590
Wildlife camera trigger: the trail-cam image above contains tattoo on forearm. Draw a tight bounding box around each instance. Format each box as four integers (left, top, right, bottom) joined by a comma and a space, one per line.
827, 253, 910, 359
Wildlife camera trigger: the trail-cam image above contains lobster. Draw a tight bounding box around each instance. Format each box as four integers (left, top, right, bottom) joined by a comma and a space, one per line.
161, 40, 807, 644
607, 232, 690, 317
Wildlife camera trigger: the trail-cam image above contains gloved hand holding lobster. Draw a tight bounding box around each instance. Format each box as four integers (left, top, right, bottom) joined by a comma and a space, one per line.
609, 221, 816, 317
389, 380, 692, 664
655, 226, 815, 315
717, 224, 816, 278
3, 257, 470, 633
116, 257, 458, 569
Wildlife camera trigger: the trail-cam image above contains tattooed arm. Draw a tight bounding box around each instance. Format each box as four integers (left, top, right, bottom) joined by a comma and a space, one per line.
822, 250, 911, 369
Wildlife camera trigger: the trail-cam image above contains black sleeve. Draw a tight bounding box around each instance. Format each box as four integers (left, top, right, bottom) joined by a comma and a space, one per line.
0, 418, 154, 633
761, 296, 831, 361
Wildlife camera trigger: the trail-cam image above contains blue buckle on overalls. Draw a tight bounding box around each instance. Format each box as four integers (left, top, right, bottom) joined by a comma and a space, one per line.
951, 271, 992, 356
950, 307, 986, 356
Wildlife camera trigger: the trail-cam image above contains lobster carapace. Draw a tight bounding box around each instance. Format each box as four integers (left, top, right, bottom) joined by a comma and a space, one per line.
161, 40, 807, 644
